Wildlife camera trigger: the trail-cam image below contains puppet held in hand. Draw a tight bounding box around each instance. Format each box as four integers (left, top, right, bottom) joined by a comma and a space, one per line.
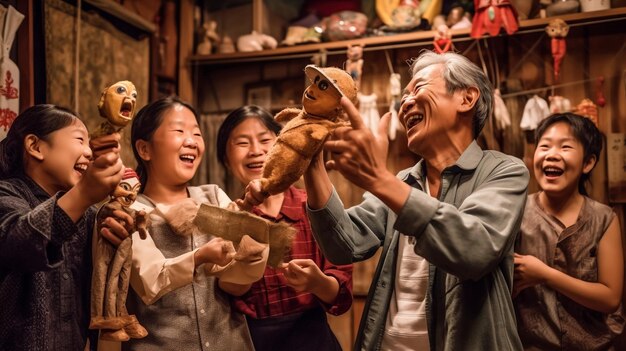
241, 65, 357, 208
90, 80, 137, 139
89, 81, 149, 342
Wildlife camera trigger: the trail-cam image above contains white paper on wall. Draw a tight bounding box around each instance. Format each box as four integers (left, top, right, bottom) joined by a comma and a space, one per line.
0, 5, 24, 141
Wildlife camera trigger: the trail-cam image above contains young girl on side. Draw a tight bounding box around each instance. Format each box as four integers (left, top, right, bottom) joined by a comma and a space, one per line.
514, 113, 624, 350
116, 97, 254, 350
216, 105, 353, 351
0, 105, 123, 350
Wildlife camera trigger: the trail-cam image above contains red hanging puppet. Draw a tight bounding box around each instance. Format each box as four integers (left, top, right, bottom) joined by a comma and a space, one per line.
546, 18, 569, 82
471, 0, 519, 38
433, 24, 453, 53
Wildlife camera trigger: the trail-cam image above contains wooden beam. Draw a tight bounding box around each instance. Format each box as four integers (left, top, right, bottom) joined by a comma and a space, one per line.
178, 0, 195, 104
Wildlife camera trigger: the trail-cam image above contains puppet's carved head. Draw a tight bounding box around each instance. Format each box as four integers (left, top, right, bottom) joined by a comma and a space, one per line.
546, 19, 569, 38
113, 168, 141, 207
98, 80, 138, 129
347, 44, 363, 61
302, 65, 357, 120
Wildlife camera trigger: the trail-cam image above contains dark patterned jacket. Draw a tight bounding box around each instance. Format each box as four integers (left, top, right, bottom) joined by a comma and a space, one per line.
0, 176, 95, 351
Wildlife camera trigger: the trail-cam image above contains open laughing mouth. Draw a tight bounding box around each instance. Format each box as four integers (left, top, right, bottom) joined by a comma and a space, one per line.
180, 154, 196, 164
246, 162, 263, 170
543, 166, 564, 178
405, 113, 424, 129
74, 163, 88, 174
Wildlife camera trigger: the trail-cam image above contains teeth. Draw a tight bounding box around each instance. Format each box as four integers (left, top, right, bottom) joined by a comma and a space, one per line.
407, 114, 424, 127
75, 164, 87, 171
247, 162, 263, 168
180, 155, 195, 161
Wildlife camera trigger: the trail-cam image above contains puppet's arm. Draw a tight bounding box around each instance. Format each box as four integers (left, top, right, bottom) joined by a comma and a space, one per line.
275, 108, 302, 123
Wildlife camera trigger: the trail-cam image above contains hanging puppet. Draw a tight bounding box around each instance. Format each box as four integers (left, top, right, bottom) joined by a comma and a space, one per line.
346, 44, 364, 90
388, 72, 402, 140
239, 65, 357, 208
574, 98, 599, 126
545, 18, 569, 82
89, 81, 149, 342
471, 0, 519, 38
433, 24, 453, 54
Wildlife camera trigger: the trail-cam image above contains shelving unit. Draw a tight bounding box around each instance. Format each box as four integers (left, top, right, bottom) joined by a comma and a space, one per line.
187, 7, 626, 65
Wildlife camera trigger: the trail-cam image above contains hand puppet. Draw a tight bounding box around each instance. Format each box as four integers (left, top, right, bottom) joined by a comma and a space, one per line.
253, 65, 358, 202
89, 81, 148, 342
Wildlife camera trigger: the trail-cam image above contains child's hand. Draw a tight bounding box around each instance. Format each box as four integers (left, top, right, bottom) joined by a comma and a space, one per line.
278, 259, 325, 293
513, 253, 550, 298
78, 152, 124, 205
195, 238, 236, 267
97, 204, 135, 247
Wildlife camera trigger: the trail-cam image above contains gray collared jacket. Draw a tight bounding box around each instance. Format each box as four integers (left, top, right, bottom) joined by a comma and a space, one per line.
308, 141, 528, 351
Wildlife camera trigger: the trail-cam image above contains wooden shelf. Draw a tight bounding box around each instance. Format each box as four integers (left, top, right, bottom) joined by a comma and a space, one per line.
188, 7, 626, 66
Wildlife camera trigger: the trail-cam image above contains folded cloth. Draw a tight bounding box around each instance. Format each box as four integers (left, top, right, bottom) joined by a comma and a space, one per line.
206, 235, 269, 285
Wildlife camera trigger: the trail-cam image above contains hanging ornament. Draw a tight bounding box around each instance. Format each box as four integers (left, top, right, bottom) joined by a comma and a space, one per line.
0, 5, 24, 141
520, 95, 551, 131
493, 89, 511, 131
345, 44, 364, 90
574, 98, 599, 127
545, 18, 569, 82
358, 93, 380, 135
595, 76, 606, 107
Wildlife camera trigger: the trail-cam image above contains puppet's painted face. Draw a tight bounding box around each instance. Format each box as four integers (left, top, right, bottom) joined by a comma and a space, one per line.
116, 176, 141, 206
302, 73, 342, 117
546, 19, 569, 38
100, 81, 138, 128
347, 45, 363, 61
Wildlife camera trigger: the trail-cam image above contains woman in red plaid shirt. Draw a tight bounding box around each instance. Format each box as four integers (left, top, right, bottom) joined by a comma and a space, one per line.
216, 105, 353, 351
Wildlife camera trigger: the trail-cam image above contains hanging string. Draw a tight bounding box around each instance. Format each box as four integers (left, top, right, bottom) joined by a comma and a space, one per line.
384, 49, 395, 74
74, 0, 82, 112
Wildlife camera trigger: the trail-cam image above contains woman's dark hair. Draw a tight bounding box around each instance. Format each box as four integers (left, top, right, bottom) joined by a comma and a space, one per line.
534, 113, 603, 196
216, 105, 282, 167
131, 96, 199, 190
0, 104, 78, 179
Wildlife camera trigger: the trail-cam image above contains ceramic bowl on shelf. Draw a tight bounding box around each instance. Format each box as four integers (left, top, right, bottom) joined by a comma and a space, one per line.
320, 11, 368, 41
580, 0, 611, 11
546, 0, 580, 16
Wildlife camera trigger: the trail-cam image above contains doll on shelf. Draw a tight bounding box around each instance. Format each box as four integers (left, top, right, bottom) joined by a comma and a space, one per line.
471, 0, 519, 38
433, 24, 453, 53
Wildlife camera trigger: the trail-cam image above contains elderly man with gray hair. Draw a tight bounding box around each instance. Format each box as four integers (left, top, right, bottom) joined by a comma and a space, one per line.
301, 51, 529, 350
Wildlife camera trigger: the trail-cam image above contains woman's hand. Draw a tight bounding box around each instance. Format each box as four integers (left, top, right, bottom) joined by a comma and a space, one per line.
513, 253, 550, 298
195, 238, 235, 267
279, 259, 339, 304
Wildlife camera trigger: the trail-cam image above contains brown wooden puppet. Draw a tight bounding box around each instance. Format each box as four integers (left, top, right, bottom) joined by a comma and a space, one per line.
240, 65, 357, 208
89, 81, 149, 342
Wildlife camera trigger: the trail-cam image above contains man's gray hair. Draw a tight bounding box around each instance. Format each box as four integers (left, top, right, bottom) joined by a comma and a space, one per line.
410, 51, 493, 138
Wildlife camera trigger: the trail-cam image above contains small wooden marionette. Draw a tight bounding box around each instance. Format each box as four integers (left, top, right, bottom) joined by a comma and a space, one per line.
545, 18, 569, 82
89, 81, 149, 342
346, 44, 364, 90
471, 0, 519, 38
433, 24, 452, 53
240, 65, 357, 207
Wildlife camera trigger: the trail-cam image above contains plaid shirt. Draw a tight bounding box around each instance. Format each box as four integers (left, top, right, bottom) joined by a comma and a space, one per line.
0, 176, 95, 351
232, 187, 353, 319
